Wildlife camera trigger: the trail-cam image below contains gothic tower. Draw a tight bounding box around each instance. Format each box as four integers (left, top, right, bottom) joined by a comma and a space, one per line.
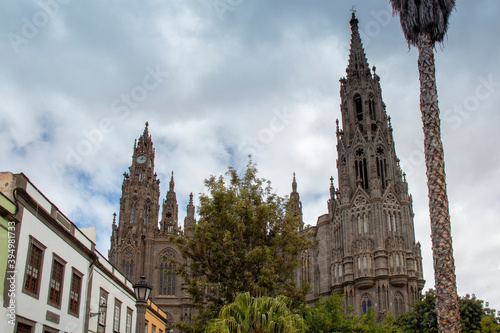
304, 13, 425, 317
109, 122, 161, 283
109, 123, 195, 325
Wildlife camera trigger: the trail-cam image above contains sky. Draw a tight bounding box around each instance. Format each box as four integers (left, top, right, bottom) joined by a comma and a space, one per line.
1, 0, 499, 312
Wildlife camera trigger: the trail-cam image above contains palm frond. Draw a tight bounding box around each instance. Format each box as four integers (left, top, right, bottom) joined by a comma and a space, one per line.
389, 0, 455, 46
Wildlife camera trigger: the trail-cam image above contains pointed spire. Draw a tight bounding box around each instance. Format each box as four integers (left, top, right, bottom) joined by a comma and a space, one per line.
113, 212, 117, 225
184, 192, 196, 234
292, 172, 297, 192
346, 12, 371, 80
143, 121, 150, 137
186, 193, 195, 219
330, 176, 335, 198
169, 171, 175, 191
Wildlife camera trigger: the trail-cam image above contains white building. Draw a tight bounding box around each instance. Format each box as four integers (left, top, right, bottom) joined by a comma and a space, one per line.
87, 250, 137, 333
0, 172, 137, 333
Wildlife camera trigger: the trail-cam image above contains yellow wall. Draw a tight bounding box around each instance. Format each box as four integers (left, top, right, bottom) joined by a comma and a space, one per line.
145, 299, 170, 333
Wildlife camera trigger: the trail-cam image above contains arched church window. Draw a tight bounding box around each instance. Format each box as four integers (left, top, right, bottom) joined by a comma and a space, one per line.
130, 204, 137, 223
338, 264, 342, 276
362, 294, 372, 314
394, 292, 404, 315
355, 148, 369, 190
302, 250, 310, 283
368, 95, 376, 120
354, 94, 363, 121
144, 205, 150, 225
387, 212, 392, 232
391, 213, 397, 232
121, 247, 134, 282
363, 214, 368, 233
376, 147, 387, 189
357, 215, 362, 234
159, 250, 176, 296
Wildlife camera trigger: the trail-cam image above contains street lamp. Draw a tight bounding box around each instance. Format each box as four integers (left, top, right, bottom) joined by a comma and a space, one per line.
134, 276, 152, 333
134, 276, 152, 302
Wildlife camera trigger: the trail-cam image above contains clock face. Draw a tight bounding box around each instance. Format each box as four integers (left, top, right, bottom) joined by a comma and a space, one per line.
136, 155, 147, 164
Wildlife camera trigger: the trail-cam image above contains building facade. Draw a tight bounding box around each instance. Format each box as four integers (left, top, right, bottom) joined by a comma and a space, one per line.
298, 14, 425, 316
0, 172, 177, 333
108, 13, 424, 321
108, 124, 194, 326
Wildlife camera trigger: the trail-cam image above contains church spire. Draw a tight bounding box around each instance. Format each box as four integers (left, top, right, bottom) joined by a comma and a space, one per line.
161, 171, 178, 233
292, 172, 297, 193
169, 171, 175, 191
184, 193, 196, 236
346, 13, 371, 80
289, 172, 303, 231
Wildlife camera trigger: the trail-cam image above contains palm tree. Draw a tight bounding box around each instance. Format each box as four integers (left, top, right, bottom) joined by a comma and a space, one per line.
388, 1, 460, 332
205, 292, 305, 333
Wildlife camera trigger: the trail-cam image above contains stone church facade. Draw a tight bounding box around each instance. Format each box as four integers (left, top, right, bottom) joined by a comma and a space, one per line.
108, 123, 195, 326
108, 13, 424, 324
297, 14, 425, 316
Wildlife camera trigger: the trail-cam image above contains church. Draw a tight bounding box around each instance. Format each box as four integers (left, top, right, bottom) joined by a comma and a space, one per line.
108, 13, 425, 325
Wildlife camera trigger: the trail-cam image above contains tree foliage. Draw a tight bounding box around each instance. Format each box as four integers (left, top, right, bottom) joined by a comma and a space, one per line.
171, 160, 312, 330
206, 292, 305, 333
305, 294, 401, 333
396, 289, 500, 332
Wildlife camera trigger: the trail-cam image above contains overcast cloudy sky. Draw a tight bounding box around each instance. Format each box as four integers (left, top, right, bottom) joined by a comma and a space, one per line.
2, 0, 499, 311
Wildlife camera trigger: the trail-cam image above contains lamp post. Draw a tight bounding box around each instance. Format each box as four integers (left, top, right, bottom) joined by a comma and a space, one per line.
134, 276, 152, 333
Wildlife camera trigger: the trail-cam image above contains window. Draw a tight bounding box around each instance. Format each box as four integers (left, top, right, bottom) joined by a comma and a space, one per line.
301, 250, 310, 284
376, 147, 387, 189
69, 270, 83, 316
125, 308, 133, 333
394, 292, 404, 315
152, 324, 157, 333
48, 255, 66, 308
122, 247, 134, 282
159, 250, 176, 296
144, 205, 150, 225
354, 95, 363, 121
113, 299, 122, 332
130, 205, 137, 223
361, 294, 372, 314
23, 237, 46, 297
144, 320, 148, 333
368, 96, 376, 120
16, 323, 32, 333
97, 289, 108, 333
354, 148, 369, 190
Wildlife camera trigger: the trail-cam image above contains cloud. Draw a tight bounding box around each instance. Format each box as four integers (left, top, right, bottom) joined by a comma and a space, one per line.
2, 0, 499, 313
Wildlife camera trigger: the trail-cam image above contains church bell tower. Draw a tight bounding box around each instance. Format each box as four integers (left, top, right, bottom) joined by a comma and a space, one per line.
109, 122, 161, 283
306, 13, 425, 317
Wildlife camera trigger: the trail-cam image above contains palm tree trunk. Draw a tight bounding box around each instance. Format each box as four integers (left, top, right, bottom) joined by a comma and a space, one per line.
417, 32, 461, 332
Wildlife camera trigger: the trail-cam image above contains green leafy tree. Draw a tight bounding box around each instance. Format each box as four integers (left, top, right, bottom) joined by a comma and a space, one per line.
388, 1, 459, 330
305, 294, 401, 333
206, 292, 305, 333
396, 289, 500, 332
171, 160, 312, 331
